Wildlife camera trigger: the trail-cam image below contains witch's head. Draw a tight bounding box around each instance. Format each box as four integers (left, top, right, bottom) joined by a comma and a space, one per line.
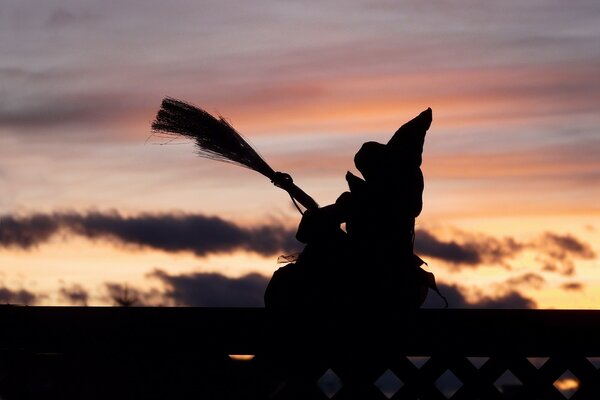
353, 141, 389, 182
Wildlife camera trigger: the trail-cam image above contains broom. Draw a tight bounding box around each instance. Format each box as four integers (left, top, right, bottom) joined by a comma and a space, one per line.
151, 97, 319, 213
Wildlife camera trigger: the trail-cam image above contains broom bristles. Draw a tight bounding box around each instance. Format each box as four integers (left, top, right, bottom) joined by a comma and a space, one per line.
151, 97, 275, 178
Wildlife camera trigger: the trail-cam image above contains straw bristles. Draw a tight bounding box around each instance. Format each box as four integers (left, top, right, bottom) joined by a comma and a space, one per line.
151, 97, 275, 178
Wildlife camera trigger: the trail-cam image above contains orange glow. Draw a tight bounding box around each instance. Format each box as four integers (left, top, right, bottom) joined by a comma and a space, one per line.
554, 378, 579, 391
229, 355, 256, 361
425, 152, 600, 180
0, 236, 280, 305
121, 63, 599, 136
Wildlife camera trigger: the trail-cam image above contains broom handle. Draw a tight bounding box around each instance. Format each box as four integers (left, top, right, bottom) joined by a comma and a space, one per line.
271, 172, 319, 211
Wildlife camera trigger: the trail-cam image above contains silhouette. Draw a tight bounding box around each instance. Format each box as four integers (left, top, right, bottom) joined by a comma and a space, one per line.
152, 99, 445, 308
265, 108, 446, 309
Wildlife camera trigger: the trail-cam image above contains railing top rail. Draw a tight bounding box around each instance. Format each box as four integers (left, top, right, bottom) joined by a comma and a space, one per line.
2, 307, 599, 356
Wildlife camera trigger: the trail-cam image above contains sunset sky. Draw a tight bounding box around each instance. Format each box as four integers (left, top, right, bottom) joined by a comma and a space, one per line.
1, 1, 599, 308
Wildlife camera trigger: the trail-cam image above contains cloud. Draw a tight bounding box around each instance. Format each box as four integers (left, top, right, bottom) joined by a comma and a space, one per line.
415, 229, 524, 267
0, 78, 136, 131
148, 269, 269, 307
0, 286, 38, 305
415, 230, 482, 265
535, 232, 596, 276
2, 1, 599, 137
2, 212, 594, 277
62, 212, 300, 256
503, 273, 545, 290
474, 290, 536, 309
103, 282, 168, 306
99, 270, 269, 307
58, 283, 89, 306
0, 211, 300, 257
0, 266, 535, 308
561, 282, 585, 291
423, 282, 536, 309
0, 214, 59, 249
144, 269, 535, 309
416, 228, 595, 274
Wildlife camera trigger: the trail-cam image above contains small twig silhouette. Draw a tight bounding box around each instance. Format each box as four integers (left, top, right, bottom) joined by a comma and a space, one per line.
111, 284, 139, 307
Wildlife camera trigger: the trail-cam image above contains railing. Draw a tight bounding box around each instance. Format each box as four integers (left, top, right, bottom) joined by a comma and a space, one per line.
1, 307, 599, 399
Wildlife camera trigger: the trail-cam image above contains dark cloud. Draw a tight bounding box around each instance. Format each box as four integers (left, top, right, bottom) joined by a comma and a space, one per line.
141, 269, 534, 309
543, 232, 595, 257
415, 230, 481, 265
423, 283, 536, 309
504, 273, 545, 290
59, 283, 89, 306
416, 228, 595, 275
415, 229, 523, 267
0, 286, 38, 305
0, 90, 133, 129
474, 290, 536, 309
99, 271, 270, 307
63, 212, 300, 256
561, 282, 585, 291
535, 232, 596, 276
0, 66, 149, 134
103, 283, 167, 307
148, 269, 268, 307
423, 283, 469, 309
0, 211, 300, 257
0, 214, 59, 249
1, 212, 594, 275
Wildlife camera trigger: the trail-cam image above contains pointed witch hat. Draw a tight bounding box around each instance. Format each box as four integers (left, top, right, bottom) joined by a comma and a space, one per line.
386, 107, 432, 167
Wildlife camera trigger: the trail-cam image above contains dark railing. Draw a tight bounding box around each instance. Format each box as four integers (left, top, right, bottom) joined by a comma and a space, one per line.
1, 307, 599, 399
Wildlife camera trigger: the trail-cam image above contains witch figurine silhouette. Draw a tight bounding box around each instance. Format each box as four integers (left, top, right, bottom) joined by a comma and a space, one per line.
152, 99, 446, 309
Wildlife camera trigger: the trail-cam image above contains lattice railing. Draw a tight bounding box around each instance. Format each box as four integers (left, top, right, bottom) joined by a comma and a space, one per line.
1, 307, 599, 399
299, 355, 600, 399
